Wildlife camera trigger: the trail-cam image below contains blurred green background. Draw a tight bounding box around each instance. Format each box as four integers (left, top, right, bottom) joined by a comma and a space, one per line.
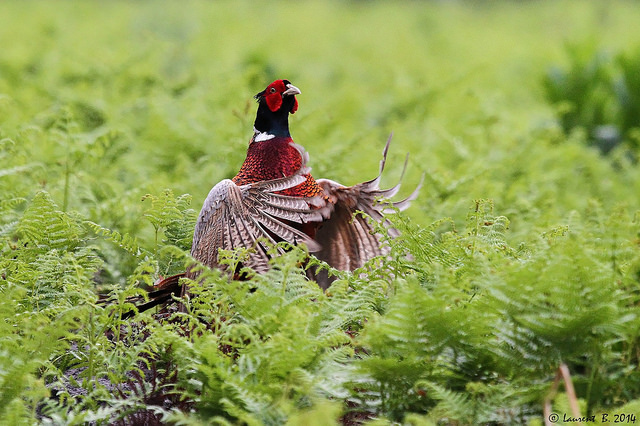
2, 1, 639, 248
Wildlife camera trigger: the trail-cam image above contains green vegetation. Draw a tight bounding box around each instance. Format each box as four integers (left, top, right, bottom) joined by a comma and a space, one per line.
543, 40, 640, 153
1, 1, 640, 424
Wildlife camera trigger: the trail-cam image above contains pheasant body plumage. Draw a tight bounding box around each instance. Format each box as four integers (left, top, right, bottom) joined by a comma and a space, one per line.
187, 79, 420, 290
232, 136, 323, 199
233, 137, 302, 185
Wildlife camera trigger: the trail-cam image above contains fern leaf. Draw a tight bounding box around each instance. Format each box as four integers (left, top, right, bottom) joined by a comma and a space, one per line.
85, 220, 145, 258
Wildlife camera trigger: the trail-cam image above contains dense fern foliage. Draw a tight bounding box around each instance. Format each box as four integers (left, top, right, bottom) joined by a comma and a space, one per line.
2, 1, 640, 424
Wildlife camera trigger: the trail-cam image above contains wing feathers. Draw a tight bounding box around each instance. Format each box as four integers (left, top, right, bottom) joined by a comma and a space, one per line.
190, 135, 420, 287
190, 173, 322, 274
311, 135, 420, 288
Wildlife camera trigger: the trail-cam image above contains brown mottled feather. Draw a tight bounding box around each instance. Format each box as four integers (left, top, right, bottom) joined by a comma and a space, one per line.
189, 164, 329, 276
308, 135, 423, 288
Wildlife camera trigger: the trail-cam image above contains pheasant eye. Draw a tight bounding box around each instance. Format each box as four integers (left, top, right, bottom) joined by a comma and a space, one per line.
269, 87, 277, 94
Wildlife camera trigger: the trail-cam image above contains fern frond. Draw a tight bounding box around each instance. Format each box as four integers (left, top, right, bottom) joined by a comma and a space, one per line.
417, 381, 473, 422
85, 220, 145, 258
320, 278, 386, 334
16, 191, 84, 251
0, 196, 26, 211
142, 189, 197, 251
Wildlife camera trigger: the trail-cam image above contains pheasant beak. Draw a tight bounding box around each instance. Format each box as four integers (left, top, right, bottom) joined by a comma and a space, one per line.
283, 84, 301, 96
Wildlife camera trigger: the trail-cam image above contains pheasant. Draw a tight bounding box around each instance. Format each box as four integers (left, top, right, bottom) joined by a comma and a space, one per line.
122, 79, 419, 316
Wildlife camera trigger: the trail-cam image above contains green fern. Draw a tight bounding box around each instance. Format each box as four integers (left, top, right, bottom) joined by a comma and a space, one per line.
85, 220, 144, 258
15, 191, 84, 251
2, 3, 640, 423
0, 283, 79, 422
142, 189, 197, 251
172, 246, 378, 424
2, 191, 103, 313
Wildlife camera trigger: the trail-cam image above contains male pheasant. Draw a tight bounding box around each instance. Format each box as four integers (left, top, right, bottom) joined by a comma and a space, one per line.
188, 79, 419, 288
125, 79, 419, 316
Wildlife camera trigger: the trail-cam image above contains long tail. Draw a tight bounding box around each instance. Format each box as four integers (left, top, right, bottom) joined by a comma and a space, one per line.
98, 273, 186, 320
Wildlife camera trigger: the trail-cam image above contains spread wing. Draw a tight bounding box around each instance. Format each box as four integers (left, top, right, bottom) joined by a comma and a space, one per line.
311, 135, 422, 288
190, 167, 326, 274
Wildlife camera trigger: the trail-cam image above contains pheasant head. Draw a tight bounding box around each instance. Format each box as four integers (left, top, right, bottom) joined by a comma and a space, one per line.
253, 79, 300, 139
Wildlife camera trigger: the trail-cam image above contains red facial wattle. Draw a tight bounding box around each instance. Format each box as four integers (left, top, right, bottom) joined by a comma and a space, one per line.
265, 90, 283, 112
263, 79, 298, 114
